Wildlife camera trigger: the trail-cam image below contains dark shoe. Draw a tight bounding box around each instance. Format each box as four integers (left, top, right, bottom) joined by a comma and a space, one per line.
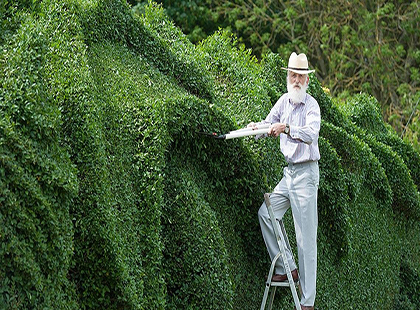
271, 269, 298, 282
300, 306, 314, 310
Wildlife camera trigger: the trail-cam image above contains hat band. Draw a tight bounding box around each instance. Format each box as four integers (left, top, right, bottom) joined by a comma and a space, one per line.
288, 66, 310, 71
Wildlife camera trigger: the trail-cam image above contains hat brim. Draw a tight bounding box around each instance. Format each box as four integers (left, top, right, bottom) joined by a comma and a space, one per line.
282, 67, 315, 74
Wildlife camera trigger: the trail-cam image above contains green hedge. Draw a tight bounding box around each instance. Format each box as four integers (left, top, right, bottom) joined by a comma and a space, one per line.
163, 161, 234, 310
364, 134, 420, 218
317, 137, 350, 258
320, 122, 392, 208
1, 0, 420, 309
377, 133, 420, 189
0, 2, 79, 308
344, 93, 420, 188
81, 0, 213, 101
67, 40, 173, 309
340, 94, 420, 218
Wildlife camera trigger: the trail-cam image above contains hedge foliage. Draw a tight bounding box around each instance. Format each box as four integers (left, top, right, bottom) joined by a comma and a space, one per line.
1, 0, 419, 309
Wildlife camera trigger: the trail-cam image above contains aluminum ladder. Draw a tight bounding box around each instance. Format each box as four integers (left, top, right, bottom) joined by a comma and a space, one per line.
260, 193, 302, 310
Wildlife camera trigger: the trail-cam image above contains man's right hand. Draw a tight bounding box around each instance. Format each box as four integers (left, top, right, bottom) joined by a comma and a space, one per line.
268, 123, 286, 137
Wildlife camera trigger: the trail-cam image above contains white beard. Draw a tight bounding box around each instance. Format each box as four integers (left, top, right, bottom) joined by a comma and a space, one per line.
287, 80, 308, 104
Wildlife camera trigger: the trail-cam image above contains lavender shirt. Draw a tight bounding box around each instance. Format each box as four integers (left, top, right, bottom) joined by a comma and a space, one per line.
259, 92, 321, 164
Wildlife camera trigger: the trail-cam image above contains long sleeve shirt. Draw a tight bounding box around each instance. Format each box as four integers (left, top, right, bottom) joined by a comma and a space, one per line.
258, 93, 321, 164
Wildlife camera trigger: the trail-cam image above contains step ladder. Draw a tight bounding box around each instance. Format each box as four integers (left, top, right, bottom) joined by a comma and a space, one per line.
260, 193, 302, 310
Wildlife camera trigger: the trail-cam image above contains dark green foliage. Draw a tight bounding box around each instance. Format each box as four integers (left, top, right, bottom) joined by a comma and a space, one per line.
0, 2, 78, 308
377, 133, 420, 188
317, 137, 350, 258
163, 162, 234, 310
143, 0, 220, 44
343, 94, 420, 188
364, 135, 420, 219
1, 1, 419, 310
320, 122, 392, 208
81, 0, 214, 101
344, 94, 389, 134
316, 186, 401, 308
339, 94, 420, 218
395, 258, 420, 309
66, 41, 171, 309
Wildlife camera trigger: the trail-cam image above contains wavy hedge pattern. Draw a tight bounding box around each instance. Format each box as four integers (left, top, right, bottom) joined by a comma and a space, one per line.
1, 1, 419, 309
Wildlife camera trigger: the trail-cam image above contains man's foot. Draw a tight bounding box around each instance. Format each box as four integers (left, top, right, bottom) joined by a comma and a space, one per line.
271, 269, 299, 282
300, 306, 314, 310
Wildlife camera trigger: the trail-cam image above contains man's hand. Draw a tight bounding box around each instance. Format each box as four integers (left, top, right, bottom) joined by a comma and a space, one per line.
247, 122, 257, 129
268, 123, 286, 137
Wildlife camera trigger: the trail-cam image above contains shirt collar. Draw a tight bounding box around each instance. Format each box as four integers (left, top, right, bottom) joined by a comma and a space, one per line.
288, 93, 307, 105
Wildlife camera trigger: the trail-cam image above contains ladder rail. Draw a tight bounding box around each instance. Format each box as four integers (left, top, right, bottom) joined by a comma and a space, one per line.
278, 219, 303, 296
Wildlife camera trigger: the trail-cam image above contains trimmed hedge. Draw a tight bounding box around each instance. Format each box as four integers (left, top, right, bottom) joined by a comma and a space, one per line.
1, 1, 79, 308
317, 137, 350, 259
364, 134, 420, 218
81, 0, 213, 101
344, 93, 420, 188
340, 94, 420, 218
320, 122, 392, 208
163, 161, 234, 310
1, 0, 420, 309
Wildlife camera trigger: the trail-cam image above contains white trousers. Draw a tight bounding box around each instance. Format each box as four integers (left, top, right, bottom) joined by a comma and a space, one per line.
258, 161, 319, 306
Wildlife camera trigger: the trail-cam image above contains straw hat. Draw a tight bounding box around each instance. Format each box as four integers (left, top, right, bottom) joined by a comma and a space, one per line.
282, 52, 315, 74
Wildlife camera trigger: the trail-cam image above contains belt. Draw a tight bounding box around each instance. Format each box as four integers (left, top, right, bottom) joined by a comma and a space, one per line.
287, 160, 317, 168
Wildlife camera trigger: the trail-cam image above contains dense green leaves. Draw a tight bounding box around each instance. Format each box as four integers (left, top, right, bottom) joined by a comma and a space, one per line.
1, 3, 79, 308
1, 1, 419, 310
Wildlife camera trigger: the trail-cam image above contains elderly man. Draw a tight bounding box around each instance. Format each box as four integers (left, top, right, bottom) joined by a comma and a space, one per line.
248, 52, 320, 310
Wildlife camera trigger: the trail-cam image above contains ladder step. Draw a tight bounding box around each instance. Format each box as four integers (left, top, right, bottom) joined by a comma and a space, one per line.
269, 281, 299, 287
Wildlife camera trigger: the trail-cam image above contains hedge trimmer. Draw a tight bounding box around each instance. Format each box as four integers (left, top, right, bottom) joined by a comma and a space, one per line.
199, 123, 272, 140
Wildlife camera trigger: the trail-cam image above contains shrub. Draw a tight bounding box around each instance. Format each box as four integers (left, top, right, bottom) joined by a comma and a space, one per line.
363, 134, 420, 219
395, 258, 420, 309
0, 3, 79, 308
377, 133, 420, 188
80, 0, 213, 100
317, 137, 350, 258
343, 93, 389, 134
320, 122, 392, 208
66, 41, 170, 309
1, 1, 419, 309
162, 162, 234, 310
339, 93, 420, 217
342, 93, 420, 188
